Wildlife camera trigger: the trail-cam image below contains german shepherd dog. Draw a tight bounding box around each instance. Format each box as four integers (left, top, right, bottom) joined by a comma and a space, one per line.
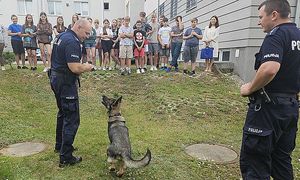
101, 95, 152, 177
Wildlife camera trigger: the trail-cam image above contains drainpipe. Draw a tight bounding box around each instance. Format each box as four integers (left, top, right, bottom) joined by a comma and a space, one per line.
295, 0, 300, 27
158, 0, 160, 19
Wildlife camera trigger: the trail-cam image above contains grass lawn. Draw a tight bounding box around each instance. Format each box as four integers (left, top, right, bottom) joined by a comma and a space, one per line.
0, 65, 299, 179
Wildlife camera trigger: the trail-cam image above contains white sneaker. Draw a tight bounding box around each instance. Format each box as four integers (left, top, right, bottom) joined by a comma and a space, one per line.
136, 69, 141, 74
127, 68, 131, 74
103, 67, 106, 71
141, 68, 145, 74
150, 66, 154, 71
108, 67, 112, 71
43, 67, 49, 72
1, 66, 5, 71
154, 66, 158, 71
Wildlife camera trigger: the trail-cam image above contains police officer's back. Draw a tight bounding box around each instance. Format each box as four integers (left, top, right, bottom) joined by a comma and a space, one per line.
49, 19, 94, 167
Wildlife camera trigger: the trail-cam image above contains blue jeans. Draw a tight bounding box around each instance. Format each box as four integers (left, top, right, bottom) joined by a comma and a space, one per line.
171, 42, 182, 68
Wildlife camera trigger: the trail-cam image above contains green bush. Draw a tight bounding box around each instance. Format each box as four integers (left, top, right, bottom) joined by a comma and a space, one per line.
2, 51, 14, 69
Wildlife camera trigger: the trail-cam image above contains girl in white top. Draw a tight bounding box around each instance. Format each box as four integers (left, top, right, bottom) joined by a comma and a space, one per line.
203, 15, 220, 72
0, 25, 6, 70
94, 19, 103, 70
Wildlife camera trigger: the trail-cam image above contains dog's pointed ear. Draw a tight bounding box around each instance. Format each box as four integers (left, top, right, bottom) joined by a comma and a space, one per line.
116, 96, 122, 104
117, 96, 122, 103
101, 95, 109, 108
112, 96, 122, 106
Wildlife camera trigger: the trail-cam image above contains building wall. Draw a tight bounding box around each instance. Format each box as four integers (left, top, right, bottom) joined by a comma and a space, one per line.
0, 0, 144, 50
124, 0, 146, 27
0, 0, 126, 27
0, 0, 145, 29
146, 0, 299, 82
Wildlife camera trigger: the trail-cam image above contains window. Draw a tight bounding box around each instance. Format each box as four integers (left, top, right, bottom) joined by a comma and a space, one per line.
186, 0, 197, 11
222, 51, 230, 61
17, 0, 32, 14
159, 2, 164, 17
48, 0, 63, 15
170, 0, 177, 19
74, 1, 89, 16
104, 2, 109, 10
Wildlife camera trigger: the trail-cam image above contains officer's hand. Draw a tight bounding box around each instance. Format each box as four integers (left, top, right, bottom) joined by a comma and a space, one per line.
240, 83, 252, 97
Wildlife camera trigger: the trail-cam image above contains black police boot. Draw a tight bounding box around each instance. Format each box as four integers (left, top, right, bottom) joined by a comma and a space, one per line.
59, 156, 82, 168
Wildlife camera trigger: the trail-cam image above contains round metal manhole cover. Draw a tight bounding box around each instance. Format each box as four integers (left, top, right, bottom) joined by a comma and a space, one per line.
0, 142, 47, 157
185, 143, 238, 164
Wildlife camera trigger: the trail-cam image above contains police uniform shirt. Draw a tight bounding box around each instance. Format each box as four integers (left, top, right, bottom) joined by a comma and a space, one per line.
51, 29, 82, 72
258, 23, 300, 94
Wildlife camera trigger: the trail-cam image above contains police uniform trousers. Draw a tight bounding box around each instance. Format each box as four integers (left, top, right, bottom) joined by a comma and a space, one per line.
50, 71, 80, 161
240, 95, 298, 180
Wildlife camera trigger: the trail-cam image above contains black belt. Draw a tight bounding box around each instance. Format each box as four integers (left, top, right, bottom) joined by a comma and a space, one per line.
268, 93, 298, 99
50, 69, 81, 87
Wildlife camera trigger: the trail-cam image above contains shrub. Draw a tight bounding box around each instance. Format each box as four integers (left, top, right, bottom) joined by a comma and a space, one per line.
3, 51, 14, 69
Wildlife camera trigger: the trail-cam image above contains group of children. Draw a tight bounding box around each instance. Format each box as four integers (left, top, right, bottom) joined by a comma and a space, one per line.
1, 11, 220, 76
116, 12, 206, 76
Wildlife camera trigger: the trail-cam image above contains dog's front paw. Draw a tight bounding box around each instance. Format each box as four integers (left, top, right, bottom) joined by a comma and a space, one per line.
116, 171, 124, 177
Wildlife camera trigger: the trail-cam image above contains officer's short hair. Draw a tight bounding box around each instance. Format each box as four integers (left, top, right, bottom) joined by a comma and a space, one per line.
258, 0, 291, 19
163, 17, 168, 22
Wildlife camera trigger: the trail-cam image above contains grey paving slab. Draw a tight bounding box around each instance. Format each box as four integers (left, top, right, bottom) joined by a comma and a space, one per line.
0, 142, 47, 157
185, 143, 238, 164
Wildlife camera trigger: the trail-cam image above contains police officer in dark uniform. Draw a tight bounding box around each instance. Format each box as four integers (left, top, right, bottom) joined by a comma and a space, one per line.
49, 19, 94, 167
240, 0, 300, 179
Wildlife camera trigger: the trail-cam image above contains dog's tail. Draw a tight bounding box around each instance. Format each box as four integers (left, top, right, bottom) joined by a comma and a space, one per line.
124, 149, 151, 168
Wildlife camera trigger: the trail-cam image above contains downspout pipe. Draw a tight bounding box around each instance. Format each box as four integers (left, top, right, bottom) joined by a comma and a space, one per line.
295, 0, 300, 27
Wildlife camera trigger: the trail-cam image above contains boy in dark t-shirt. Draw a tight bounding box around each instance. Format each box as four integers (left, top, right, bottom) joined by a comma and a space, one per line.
133, 20, 146, 74
133, 12, 152, 70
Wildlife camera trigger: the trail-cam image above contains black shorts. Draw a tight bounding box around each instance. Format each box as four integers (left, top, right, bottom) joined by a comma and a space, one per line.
38, 41, 51, 45
25, 47, 37, 50
101, 40, 113, 53
11, 40, 25, 54
112, 41, 119, 50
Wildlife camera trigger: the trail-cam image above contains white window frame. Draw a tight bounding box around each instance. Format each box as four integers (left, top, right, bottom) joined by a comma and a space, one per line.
17, 0, 33, 15
74, 1, 89, 16
186, 0, 197, 11
48, 0, 63, 15
219, 50, 230, 62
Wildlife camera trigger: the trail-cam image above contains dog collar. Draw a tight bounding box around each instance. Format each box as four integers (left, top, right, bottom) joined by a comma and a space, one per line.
108, 116, 125, 123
